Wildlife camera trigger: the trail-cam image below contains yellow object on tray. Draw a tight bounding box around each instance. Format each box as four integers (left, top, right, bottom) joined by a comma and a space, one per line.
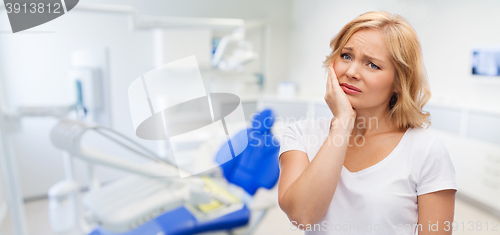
198, 199, 223, 213
197, 176, 240, 213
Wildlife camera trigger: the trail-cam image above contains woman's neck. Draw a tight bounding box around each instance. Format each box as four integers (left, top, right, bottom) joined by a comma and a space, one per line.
350, 106, 399, 137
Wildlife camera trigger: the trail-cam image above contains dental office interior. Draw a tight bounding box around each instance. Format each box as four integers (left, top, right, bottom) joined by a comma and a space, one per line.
1, 0, 500, 234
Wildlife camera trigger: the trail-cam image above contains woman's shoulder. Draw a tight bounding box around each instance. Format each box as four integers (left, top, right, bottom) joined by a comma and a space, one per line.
407, 125, 448, 152
279, 118, 331, 156
284, 117, 331, 133
409, 125, 441, 140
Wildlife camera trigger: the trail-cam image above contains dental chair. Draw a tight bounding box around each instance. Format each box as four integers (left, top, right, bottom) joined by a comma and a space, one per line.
50, 109, 280, 235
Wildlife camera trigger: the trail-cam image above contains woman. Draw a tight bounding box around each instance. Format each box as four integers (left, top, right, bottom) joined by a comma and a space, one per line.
277, 11, 457, 234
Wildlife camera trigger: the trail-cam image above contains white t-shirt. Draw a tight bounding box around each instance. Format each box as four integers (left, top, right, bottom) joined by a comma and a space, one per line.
278, 118, 457, 235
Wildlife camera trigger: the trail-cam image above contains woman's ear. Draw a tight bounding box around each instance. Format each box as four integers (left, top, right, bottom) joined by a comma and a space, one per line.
392, 86, 398, 94
389, 92, 398, 110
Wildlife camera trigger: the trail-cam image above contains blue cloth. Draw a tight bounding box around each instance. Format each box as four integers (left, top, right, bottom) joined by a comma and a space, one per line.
215, 109, 280, 195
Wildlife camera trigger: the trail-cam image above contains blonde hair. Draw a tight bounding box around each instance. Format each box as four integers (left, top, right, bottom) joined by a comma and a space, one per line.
323, 11, 431, 129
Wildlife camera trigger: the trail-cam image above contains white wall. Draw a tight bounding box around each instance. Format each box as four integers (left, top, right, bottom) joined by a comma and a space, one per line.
84, 0, 293, 94
0, 0, 292, 199
287, 0, 500, 108
0, 10, 158, 199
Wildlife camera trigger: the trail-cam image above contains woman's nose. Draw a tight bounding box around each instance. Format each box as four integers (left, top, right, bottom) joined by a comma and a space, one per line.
345, 62, 361, 80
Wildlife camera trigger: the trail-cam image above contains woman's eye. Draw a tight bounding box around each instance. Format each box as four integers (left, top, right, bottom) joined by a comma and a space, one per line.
369, 62, 380, 69
341, 53, 351, 60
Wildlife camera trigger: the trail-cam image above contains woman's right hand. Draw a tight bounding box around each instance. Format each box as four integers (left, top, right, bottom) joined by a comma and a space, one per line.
324, 62, 357, 120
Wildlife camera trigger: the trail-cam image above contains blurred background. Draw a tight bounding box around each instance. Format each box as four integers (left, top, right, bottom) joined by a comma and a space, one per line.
0, 0, 499, 234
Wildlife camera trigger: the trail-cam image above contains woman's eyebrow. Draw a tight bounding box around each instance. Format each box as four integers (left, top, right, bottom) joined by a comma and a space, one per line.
342, 47, 384, 63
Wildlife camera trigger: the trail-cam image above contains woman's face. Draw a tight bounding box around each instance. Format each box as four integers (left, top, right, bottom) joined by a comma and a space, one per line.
334, 28, 396, 111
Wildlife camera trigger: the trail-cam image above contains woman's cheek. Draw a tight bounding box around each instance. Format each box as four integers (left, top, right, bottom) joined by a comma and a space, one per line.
333, 65, 344, 78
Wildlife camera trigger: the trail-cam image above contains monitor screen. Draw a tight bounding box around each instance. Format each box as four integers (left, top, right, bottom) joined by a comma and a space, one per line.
472, 46, 500, 76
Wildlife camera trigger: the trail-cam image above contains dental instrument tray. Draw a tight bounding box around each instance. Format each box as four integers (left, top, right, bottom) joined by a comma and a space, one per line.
85, 174, 250, 235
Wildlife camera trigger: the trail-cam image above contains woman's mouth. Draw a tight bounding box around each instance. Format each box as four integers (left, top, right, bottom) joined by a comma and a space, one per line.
340, 83, 361, 94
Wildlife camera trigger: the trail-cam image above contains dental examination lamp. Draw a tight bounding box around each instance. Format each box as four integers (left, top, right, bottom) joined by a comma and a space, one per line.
211, 27, 258, 72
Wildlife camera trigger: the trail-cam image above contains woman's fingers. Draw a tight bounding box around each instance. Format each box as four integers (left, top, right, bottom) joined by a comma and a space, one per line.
328, 62, 340, 92
326, 65, 331, 86
324, 61, 356, 118
326, 63, 333, 93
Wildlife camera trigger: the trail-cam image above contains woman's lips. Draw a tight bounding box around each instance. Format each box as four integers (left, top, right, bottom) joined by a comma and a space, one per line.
340, 83, 361, 94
